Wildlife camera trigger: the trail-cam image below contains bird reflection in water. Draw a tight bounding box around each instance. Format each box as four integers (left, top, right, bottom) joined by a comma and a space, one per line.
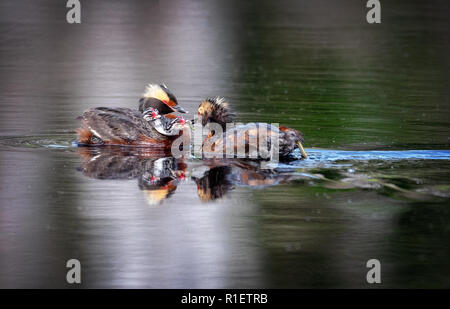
77, 147, 303, 205
77, 147, 186, 205
192, 160, 297, 202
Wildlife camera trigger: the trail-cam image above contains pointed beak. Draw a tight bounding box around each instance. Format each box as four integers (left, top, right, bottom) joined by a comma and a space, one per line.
296, 141, 308, 159
173, 105, 188, 113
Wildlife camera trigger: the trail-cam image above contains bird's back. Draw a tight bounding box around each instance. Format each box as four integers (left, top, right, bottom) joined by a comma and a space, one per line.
77, 107, 170, 146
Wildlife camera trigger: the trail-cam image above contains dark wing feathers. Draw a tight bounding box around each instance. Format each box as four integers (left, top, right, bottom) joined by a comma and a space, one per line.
80, 107, 164, 142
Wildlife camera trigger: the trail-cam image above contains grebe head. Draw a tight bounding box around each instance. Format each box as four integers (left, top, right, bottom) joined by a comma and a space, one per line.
139, 84, 188, 114
197, 97, 234, 129
279, 126, 308, 159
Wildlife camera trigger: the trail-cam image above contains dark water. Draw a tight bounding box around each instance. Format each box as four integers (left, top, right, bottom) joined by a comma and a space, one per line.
1, 0, 450, 288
